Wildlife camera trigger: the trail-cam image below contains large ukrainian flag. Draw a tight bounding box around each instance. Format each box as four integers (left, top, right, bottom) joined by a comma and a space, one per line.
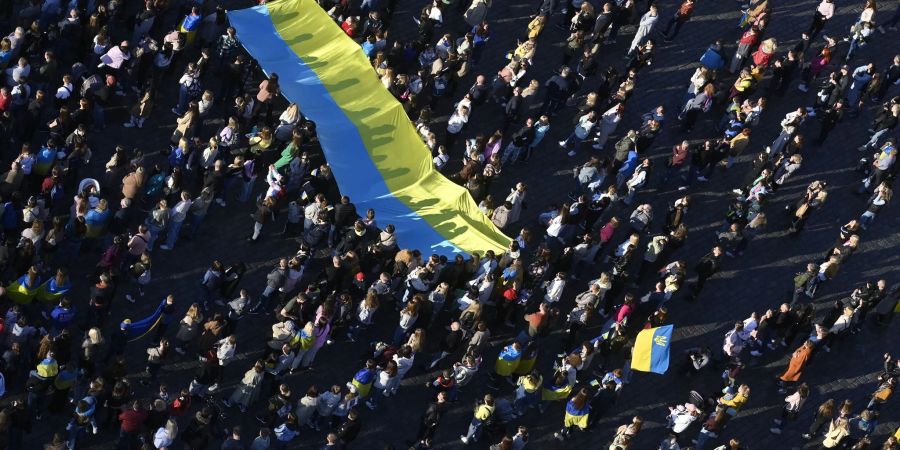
631, 325, 673, 374
228, 0, 510, 255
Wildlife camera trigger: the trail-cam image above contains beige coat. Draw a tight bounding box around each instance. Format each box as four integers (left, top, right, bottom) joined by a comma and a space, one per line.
121, 169, 145, 200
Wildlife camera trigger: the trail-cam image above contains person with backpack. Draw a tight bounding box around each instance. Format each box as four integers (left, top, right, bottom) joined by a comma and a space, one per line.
459, 393, 495, 444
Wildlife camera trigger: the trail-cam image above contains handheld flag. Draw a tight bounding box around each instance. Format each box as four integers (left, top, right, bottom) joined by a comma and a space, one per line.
631, 325, 673, 374
123, 299, 167, 342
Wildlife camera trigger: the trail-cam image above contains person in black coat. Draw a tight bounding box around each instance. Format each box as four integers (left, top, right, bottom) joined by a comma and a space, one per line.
414, 392, 448, 445
816, 100, 844, 145
336, 408, 361, 445
691, 245, 723, 298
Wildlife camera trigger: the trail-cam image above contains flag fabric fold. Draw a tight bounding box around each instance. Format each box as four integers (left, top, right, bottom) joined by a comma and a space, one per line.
123, 299, 167, 342
227, 0, 510, 255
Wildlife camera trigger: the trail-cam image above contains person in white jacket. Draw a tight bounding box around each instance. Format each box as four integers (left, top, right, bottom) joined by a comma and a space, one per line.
544, 272, 566, 304
153, 419, 178, 449
593, 103, 624, 150
666, 403, 699, 439
365, 361, 398, 410
390, 346, 415, 396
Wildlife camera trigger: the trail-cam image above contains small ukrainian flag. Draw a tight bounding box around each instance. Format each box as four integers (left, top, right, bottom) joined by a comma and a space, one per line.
631, 325, 673, 374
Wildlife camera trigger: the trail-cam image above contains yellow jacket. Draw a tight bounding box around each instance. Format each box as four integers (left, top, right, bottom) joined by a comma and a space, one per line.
474, 404, 494, 421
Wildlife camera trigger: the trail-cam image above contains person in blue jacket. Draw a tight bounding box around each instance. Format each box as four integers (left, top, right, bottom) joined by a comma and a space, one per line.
49, 297, 76, 335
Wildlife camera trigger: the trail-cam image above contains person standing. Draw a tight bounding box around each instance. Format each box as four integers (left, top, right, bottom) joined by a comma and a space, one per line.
770, 383, 810, 434
559, 111, 597, 156
662, 0, 695, 41
777, 340, 815, 392
628, 4, 659, 56
160, 191, 191, 250
690, 245, 723, 299
413, 392, 448, 446
459, 393, 495, 444
592, 103, 624, 151
807, 0, 835, 41
815, 100, 844, 145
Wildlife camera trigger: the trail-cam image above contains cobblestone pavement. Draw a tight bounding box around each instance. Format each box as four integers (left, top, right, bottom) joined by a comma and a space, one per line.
14, 0, 900, 448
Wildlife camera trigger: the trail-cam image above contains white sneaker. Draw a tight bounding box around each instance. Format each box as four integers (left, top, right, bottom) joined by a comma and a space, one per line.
460, 436, 470, 444
558, 140, 567, 147
208, 383, 219, 392
160, 245, 172, 250
567, 150, 577, 157
678, 186, 688, 191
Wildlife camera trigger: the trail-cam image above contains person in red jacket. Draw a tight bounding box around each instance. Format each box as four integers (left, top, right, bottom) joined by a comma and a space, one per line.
117, 400, 148, 448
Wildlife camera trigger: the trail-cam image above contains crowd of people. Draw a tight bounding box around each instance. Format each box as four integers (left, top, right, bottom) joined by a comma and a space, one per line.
0, 0, 897, 449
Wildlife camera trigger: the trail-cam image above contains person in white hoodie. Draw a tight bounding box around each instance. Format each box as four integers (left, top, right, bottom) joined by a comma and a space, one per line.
592, 103, 624, 150
544, 272, 566, 304
389, 346, 415, 396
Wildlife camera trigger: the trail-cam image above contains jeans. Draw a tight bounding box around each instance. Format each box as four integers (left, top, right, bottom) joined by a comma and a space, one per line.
770, 131, 791, 155
164, 219, 184, 248
860, 211, 876, 228
239, 179, 255, 203
92, 105, 106, 130
366, 386, 387, 409
116, 429, 139, 450
392, 325, 411, 347
251, 285, 277, 312
428, 351, 451, 369
513, 390, 539, 415
846, 37, 864, 60
464, 418, 484, 442
562, 132, 585, 150
663, 18, 685, 39
175, 85, 190, 115
67, 424, 86, 449
681, 165, 700, 187
693, 427, 716, 450
146, 223, 163, 251
501, 143, 523, 165
188, 213, 206, 238
300, 345, 321, 367
864, 128, 889, 150
661, 164, 683, 185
